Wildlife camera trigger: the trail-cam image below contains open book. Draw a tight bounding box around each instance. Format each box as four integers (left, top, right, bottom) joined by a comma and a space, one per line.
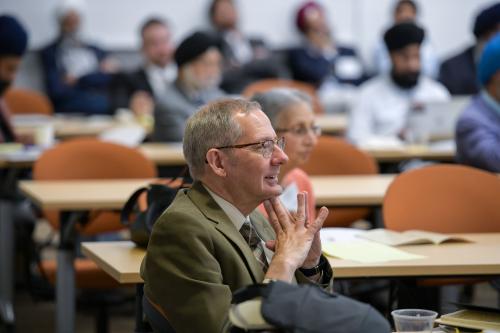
357, 229, 472, 246
435, 309, 500, 331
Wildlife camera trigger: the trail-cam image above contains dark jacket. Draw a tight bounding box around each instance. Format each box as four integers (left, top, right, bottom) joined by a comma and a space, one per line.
439, 46, 479, 96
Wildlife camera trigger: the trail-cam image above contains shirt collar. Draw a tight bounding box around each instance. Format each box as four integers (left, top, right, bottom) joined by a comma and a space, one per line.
203, 184, 248, 230
480, 90, 500, 116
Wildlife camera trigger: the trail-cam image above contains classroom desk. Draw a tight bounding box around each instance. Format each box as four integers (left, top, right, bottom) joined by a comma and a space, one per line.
81, 232, 500, 283
18, 178, 155, 333
315, 114, 347, 134
138, 143, 456, 167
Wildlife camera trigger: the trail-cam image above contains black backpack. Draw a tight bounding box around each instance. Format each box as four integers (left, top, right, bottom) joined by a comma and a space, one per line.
121, 178, 188, 248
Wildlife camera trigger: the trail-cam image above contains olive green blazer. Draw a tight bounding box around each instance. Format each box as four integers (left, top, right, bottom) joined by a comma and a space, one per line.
141, 182, 320, 333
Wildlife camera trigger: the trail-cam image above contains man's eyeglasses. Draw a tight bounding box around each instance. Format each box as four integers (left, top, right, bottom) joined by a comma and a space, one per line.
276, 125, 321, 137
215, 137, 286, 158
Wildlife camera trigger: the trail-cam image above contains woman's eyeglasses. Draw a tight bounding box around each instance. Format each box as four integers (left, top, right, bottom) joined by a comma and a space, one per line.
276, 125, 321, 137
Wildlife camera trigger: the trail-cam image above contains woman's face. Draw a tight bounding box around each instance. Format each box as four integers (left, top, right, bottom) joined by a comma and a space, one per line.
276, 101, 319, 169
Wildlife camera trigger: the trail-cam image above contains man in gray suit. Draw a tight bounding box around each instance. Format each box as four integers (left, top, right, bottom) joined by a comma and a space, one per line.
142, 98, 333, 332
152, 31, 226, 142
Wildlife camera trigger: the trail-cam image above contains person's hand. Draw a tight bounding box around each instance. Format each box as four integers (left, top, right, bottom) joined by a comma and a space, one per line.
263, 192, 329, 281
100, 57, 120, 74
129, 91, 154, 116
64, 74, 78, 86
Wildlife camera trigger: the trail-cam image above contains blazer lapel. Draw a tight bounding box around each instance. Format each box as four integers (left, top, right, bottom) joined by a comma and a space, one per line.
187, 182, 264, 282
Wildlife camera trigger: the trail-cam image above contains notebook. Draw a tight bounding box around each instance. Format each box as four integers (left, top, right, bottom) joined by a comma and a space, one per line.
356, 229, 472, 246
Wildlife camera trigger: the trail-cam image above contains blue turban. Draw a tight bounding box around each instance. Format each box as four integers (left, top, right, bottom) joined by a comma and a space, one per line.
0, 15, 28, 56
478, 32, 500, 86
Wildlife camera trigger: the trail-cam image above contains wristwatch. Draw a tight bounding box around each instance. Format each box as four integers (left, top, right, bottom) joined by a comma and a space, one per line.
299, 255, 327, 277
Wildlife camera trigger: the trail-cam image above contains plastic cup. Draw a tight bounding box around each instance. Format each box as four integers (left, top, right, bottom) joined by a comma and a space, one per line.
391, 309, 437, 332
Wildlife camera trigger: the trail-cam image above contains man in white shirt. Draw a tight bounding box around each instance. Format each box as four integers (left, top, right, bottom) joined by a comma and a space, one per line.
348, 22, 450, 146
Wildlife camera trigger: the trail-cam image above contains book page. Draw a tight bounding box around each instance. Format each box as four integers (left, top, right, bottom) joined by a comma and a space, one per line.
436, 310, 500, 331
322, 240, 425, 263
357, 229, 472, 246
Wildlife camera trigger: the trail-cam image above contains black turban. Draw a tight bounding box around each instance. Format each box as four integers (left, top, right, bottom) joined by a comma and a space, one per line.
384, 22, 424, 52
473, 3, 500, 39
0, 15, 28, 56
174, 31, 220, 67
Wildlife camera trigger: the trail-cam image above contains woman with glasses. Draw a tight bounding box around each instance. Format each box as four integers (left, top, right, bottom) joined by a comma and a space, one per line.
251, 88, 321, 219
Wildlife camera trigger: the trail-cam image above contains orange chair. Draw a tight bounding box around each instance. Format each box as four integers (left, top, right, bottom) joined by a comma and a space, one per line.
4, 88, 54, 115
33, 138, 157, 289
242, 78, 324, 114
383, 164, 500, 233
383, 164, 500, 307
301, 136, 379, 227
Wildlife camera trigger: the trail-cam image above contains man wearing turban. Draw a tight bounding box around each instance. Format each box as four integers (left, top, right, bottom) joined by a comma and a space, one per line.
347, 22, 450, 146
456, 32, 500, 172
152, 31, 226, 142
0, 15, 28, 143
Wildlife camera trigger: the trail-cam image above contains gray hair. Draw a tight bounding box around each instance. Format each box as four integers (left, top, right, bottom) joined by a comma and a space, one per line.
250, 88, 312, 128
183, 98, 261, 180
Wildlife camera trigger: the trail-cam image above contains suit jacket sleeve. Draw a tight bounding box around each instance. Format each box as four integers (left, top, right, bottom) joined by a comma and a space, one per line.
142, 209, 233, 333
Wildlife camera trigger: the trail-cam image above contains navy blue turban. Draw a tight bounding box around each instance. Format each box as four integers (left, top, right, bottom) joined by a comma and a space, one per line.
0, 15, 28, 56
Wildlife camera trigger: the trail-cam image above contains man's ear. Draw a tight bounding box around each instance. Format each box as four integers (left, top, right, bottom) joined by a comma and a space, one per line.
205, 148, 227, 177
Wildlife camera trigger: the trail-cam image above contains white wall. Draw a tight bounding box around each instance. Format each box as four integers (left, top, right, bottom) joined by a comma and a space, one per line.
1, 0, 497, 67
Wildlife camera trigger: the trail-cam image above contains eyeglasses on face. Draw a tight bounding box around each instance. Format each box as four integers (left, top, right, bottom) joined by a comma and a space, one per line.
275, 124, 321, 137
214, 137, 286, 158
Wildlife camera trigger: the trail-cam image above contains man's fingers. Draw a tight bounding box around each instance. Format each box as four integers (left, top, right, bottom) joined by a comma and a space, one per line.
295, 192, 307, 227
310, 206, 329, 232
265, 240, 276, 251
264, 200, 282, 233
270, 197, 291, 230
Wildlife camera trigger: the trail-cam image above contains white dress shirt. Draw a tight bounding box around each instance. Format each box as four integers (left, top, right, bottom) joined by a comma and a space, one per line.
347, 74, 450, 145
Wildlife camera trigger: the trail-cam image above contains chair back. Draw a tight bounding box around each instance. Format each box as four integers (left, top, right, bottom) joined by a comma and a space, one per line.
142, 294, 176, 333
33, 138, 157, 234
301, 136, 379, 227
4, 88, 54, 115
242, 78, 324, 114
383, 164, 500, 233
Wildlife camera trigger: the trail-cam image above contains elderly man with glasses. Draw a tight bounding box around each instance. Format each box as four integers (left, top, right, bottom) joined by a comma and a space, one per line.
141, 98, 333, 333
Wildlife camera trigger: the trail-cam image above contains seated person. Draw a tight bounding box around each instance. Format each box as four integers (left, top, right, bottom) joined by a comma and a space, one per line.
152, 31, 225, 142
251, 88, 319, 219
289, 1, 368, 113
347, 22, 449, 146
111, 17, 176, 119
40, 1, 119, 115
439, 3, 500, 95
372, 0, 439, 79
208, 0, 285, 93
456, 32, 500, 172
141, 98, 333, 332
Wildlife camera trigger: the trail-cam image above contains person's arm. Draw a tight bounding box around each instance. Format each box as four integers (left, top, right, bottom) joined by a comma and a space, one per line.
288, 48, 330, 86
456, 116, 500, 172
142, 210, 232, 333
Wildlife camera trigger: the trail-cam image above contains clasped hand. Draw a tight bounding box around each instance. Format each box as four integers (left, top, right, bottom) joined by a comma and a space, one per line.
263, 192, 329, 281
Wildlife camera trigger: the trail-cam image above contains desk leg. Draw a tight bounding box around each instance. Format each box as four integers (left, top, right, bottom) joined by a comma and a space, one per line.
0, 200, 15, 330
56, 211, 77, 333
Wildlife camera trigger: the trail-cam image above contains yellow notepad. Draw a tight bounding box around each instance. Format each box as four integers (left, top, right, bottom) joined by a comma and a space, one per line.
322, 240, 424, 263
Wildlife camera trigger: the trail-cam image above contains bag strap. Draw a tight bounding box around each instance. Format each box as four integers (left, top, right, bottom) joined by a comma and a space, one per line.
120, 186, 149, 226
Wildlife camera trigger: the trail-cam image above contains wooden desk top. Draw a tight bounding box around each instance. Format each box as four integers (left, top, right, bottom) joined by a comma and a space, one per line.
311, 174, 394, 206
315, 114, 347, 134
138, 143, 455, 166
82, 233, 500, 284
19, 178, 155, 210
19, 175, 395, 210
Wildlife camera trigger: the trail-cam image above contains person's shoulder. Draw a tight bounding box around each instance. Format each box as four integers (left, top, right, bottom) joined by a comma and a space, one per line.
441, 45, 474, 67
359, 75, 387, 94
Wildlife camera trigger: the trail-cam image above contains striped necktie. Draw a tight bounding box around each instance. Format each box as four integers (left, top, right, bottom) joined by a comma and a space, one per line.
239, 219, 268, 272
